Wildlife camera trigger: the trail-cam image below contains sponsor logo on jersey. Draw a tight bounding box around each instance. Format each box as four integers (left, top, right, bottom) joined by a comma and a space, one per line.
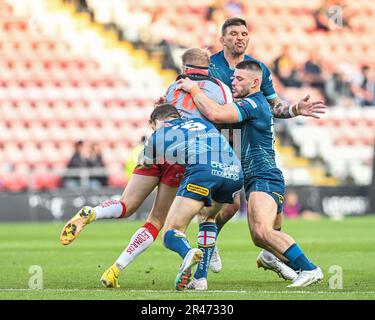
187, 183, 209, 196
211, 169, 240, 181
245, 98, 257, 109
211, 161, 241, 181
211, 161, 241, 172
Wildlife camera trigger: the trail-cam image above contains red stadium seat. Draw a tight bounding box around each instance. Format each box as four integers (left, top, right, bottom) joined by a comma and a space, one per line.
1, 173, 28, 192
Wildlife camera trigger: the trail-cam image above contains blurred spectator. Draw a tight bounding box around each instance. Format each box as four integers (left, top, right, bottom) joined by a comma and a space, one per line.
325, 70, 354, 106
66, 140, 88, 168
63, 140, 89, 188
302, 51, 325, 91
63, 141, 107, 189
87, 143, 108, 187
352, 66, 375, 107
283, 191, 322, 219
206, 1, 220, 21
273, 46, 302, 88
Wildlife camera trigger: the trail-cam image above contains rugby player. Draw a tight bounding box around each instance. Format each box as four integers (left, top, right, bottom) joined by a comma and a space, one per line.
207, 17, 326, 277
140, 104, 243, 290
59, 48, 233, 288
177, 60, 325, 287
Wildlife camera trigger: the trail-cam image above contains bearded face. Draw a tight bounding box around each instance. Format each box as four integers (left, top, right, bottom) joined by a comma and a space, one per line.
221, 25, 250, 57
232, 69, 257, 98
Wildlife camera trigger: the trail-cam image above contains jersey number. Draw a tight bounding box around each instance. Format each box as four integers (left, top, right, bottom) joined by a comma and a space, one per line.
172, 89, 196, 110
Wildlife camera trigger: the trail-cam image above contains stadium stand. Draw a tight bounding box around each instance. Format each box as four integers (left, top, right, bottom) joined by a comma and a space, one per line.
81, 0, 375, 186
0, 0, 374, 191
0, 0, 166, 191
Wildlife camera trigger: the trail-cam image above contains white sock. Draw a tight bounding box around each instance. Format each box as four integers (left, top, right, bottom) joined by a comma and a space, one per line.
94, 199, 126, 220
115, 223, 159, 271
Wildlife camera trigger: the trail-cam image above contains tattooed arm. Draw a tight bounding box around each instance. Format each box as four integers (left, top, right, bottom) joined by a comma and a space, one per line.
268, 96, 297, 119
268, 95, 326, 119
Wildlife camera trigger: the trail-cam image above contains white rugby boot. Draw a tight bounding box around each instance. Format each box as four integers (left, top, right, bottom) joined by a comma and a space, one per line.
209, 246, 222, 273
257, 250, 298, 281
187, 277, 208, 291
175, 248, 203, 291
287, 267, 324, 288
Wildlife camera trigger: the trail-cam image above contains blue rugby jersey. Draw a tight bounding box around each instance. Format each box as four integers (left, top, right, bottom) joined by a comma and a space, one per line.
143, 118, 240, 173
232, 91, 284, 183
209, 50, 277, 100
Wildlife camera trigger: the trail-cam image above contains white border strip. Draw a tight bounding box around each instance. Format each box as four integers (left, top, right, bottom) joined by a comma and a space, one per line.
1, 288, 375, 295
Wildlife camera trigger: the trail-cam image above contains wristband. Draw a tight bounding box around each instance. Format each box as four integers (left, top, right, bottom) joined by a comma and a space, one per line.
288, 103, 299, 117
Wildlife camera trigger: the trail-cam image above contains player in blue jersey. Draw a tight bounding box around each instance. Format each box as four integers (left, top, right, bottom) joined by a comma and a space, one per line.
141, 104, 243, 290
207, 17, 327, 277
60, 48, 235, 289
209, 18, 275, 98
177, 60, 325, 287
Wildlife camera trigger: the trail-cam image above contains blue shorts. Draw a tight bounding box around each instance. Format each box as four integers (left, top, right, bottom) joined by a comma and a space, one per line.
177, 164, 244, 207
245, 178, 285, 214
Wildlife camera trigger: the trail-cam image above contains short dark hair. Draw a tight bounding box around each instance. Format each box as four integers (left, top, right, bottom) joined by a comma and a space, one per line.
221, 17, 247, 35
235, 60, 262, 73
150, 104, 180, 123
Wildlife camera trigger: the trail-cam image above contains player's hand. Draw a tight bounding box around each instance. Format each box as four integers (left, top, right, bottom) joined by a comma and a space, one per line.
176, 78, 197, 93
297, 94, 326, 119
154, 95, 166, 107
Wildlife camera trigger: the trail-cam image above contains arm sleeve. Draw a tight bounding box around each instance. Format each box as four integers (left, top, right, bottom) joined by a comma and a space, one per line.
233, 98, 258, 122
261, 63, 278, 100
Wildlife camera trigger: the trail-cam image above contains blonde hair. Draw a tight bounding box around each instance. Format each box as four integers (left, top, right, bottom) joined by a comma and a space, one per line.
181, 48, 210, 67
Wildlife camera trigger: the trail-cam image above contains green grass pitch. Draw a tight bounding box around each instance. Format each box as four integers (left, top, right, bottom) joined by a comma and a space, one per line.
0, 216, 375, 300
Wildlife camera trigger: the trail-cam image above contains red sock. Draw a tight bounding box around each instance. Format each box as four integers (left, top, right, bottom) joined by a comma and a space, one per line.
119, 200, 127, 219
143, 222, 159, 239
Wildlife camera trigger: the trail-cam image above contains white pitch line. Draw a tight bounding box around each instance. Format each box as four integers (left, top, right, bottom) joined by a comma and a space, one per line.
1, 288, 375, 295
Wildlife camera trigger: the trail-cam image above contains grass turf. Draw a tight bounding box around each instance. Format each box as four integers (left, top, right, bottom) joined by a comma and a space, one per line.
0, 216, 375, 300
